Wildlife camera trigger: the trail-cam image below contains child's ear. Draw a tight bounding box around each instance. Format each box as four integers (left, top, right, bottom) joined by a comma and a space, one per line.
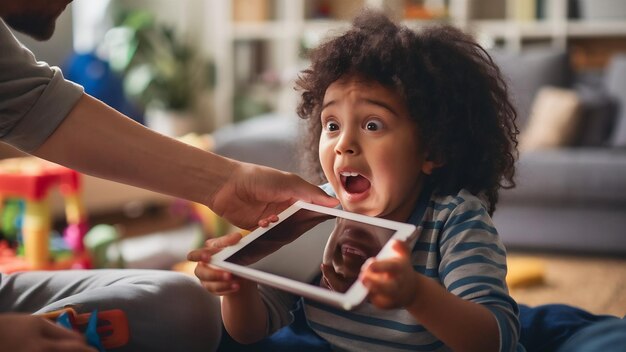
421, 157, 444, 175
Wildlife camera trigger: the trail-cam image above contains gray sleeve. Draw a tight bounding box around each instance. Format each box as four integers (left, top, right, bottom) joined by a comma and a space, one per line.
0, 19, 84, 153
257, 284, 298, 335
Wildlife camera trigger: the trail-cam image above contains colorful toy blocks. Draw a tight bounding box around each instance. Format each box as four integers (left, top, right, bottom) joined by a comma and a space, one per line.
0, 157, 89, 272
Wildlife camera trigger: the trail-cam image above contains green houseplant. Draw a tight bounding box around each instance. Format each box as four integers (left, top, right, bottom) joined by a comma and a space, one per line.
106, 10, 214, 135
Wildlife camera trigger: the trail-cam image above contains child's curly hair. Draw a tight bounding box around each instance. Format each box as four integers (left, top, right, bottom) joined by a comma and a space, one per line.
295, 10, 518, 215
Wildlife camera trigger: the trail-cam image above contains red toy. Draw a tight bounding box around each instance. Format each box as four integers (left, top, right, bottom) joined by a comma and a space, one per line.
0, 157, 90, 272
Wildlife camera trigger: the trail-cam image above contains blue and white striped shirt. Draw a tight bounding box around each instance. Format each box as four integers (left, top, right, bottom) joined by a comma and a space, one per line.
259, 185, 523, 351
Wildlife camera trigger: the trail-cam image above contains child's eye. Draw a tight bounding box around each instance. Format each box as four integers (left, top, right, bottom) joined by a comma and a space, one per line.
365, 119, 383, 131
324, 121, 340, 131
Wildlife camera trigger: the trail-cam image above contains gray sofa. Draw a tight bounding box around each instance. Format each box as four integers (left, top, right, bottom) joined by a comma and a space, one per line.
212, 50, 626, 255
490, 50, 626, 255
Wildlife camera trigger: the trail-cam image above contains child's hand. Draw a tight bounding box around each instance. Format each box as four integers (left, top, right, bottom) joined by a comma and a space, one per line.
360, 240, 419, 310
187, 232, 250, 296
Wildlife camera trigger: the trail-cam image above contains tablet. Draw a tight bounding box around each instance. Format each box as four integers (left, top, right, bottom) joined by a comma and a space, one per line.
211, 201, 416, 310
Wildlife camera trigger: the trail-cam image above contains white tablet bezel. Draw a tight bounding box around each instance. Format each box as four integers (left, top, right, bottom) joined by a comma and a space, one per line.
211, 200, 416, 310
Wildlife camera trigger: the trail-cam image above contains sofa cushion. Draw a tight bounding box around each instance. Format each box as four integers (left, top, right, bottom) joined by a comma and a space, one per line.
573, 80, 618, 146
605, 54, 626, 147
519, 87, 583, 151
490, 49, 571, 129
212, 113, 302, 174
501, 148, 626, 204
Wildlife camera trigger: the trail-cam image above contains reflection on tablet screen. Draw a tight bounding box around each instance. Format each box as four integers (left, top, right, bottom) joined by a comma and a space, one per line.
224, 209, 396, 293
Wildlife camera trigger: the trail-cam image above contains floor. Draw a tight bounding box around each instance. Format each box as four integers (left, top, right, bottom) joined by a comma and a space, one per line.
508, 251, 626, 317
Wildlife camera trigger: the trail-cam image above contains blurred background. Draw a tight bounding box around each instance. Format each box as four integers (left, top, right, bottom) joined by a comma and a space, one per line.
22, 0, 626, 134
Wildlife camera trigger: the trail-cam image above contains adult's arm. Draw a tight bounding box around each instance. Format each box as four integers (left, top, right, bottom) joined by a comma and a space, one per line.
1, 18, 336, 229
33, 94, 337, 230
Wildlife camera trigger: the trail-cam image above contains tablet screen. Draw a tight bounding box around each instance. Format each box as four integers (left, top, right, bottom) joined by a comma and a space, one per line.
223, 208, 396, 293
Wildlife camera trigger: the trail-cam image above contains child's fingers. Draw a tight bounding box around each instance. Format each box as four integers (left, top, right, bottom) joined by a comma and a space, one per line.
187, 248, 208, 262
193, 262, 246, 296
187, 248, 221, 262
194, 263, 232, 282
390, 240, 410, 257
200, 280, 240, 295
366, 258, 403, 274
206, 232, 243, 249
361, 269, 386, 287
361, 263, 406, 291
362, 272, 402, 305
187, 232, 243, 262
368, 294, 398, 310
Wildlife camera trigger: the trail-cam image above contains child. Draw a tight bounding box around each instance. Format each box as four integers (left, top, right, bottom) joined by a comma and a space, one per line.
189, 10, 522, 352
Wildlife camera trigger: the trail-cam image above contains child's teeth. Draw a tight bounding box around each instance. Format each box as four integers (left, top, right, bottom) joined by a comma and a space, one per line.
340, 172, 360, 177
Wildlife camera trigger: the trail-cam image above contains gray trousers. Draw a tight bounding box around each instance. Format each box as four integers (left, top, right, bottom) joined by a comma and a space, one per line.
0, 269, 221, 352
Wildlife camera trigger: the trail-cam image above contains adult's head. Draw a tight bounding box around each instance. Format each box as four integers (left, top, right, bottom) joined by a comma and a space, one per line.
0, 0, 73, 40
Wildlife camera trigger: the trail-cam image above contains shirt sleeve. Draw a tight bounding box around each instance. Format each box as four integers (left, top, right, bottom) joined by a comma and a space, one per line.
438, 195, 521, 352
258, 284, 299, 335
0, 19, 84, 153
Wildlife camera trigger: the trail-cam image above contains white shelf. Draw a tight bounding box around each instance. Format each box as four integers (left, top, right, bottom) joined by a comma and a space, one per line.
473, 20, 557, 38
473, 19, 626, 39
566, 20, 626, 37
203, 0, 626, 129
401, 18, 457, 31
232, 22, 295, 40
302, 19, 351, 35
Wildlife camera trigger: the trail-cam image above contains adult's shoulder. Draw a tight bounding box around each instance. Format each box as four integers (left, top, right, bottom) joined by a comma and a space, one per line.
0, 19, 84, 152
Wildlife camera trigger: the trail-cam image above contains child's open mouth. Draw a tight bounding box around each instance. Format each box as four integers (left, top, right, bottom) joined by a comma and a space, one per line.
340, 171, 371, 195
341, 242, 368, 260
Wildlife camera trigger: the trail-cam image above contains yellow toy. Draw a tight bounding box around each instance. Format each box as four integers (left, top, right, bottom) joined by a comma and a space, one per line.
506, 256, 546, 288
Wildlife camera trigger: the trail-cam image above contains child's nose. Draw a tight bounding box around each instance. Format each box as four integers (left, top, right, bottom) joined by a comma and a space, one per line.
335, 131, 359, 155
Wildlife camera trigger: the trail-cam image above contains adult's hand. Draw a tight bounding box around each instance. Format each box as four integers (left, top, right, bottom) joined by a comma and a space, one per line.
209, 161, 338, 230
0, 314, 97, 352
